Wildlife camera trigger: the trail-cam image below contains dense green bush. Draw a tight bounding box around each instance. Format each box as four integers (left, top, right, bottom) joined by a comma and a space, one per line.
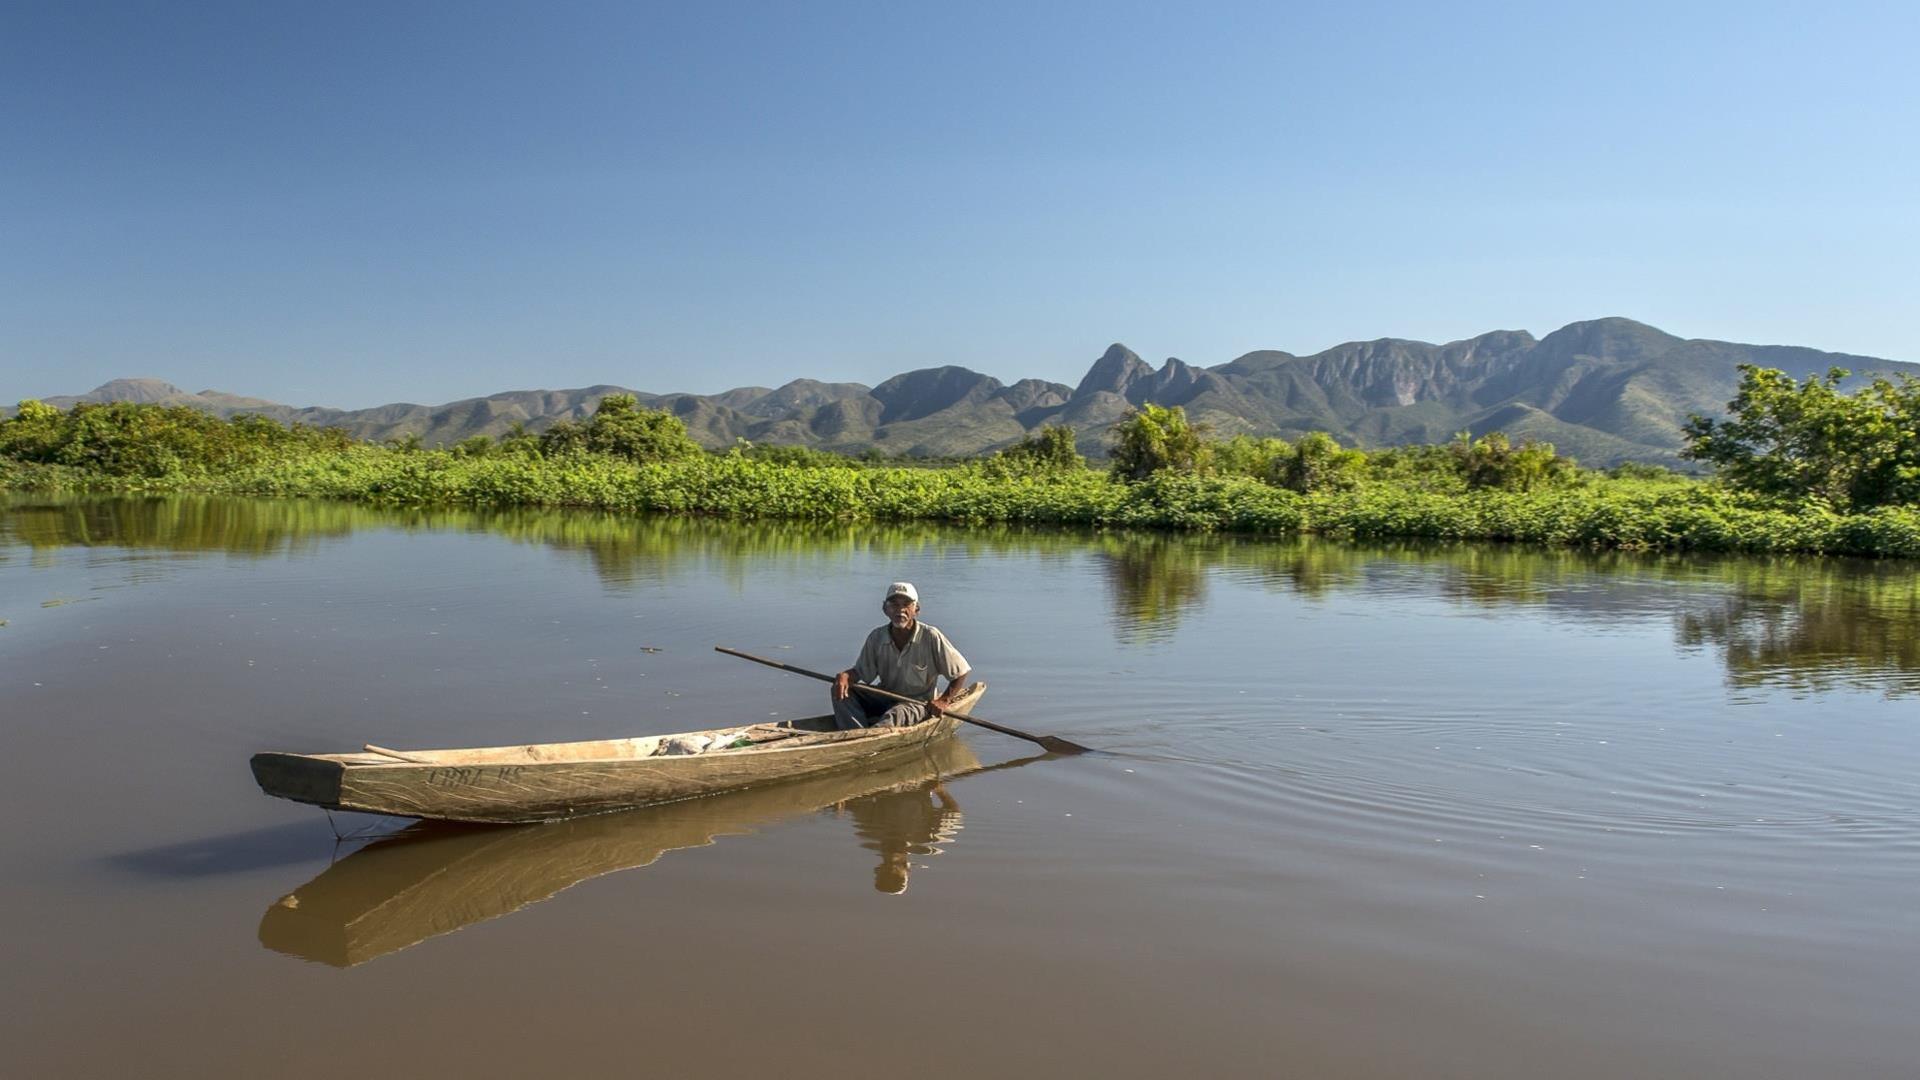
1211, 435, 1291, 480
987, 425, 1084, 476
584, 394, 703, 462
1684, 365, 1920, 510
1, 399, 66, 462
1447, 431, 1576, 492
1362, 443, 1467, 493
1276, 432, 1368, 493
537, 394, 703, 463
536, 418, 589, 456
1109, 405, 1210, 481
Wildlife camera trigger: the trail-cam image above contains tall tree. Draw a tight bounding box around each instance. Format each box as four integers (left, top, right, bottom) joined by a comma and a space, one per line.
1108, 405, 1210, 481
1683, 366, 1920, 509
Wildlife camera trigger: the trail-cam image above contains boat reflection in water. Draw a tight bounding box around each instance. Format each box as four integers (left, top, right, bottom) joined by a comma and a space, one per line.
261, 738, 1030, 966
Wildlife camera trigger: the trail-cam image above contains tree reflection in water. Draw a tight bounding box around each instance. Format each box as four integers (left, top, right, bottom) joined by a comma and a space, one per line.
1094, 535, 1209, 642
6, 493, 1917, 694
1674, 559, 1920, 695
1104, 534, 1920, 696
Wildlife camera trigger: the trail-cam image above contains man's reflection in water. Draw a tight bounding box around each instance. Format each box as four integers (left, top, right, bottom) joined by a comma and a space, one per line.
839, 780, 963, 894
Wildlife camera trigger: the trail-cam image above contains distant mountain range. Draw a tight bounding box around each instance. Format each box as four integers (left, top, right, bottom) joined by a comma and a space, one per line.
22, 318, 1920, 466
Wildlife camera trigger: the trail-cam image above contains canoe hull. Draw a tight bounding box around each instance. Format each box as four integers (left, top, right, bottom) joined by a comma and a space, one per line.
250, 685, 980, 824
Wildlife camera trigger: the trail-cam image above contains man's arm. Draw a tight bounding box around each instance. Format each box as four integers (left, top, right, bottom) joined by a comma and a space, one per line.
927, 628, 972, 715
929, 669, 972, 715
835, 632, 879, 702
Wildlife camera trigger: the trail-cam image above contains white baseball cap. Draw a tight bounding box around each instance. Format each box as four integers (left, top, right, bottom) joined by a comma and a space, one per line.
885, 581, 919, 603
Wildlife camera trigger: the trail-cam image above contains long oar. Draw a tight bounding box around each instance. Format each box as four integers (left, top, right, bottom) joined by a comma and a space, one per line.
715, 646, 1091, 754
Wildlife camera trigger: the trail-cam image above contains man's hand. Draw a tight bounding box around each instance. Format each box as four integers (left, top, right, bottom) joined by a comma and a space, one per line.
927, 695, 949, 717
832, 670, 853, 702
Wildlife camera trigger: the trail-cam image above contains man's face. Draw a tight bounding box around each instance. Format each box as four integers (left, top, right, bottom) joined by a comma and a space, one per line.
884, 594, 918, 628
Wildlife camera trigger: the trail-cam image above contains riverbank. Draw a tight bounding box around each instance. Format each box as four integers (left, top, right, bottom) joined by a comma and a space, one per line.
6, 448, 1917, 557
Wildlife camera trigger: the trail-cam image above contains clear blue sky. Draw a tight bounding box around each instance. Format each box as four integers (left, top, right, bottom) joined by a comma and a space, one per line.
6, 1, 1916, 407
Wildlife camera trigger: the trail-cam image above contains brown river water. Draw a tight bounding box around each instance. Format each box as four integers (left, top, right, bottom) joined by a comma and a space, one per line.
2, 495, 1917, 1078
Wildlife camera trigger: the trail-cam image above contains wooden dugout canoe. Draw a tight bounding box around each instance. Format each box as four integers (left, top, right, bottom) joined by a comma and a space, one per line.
260, 738, 992, 967
249, 682, 984, 824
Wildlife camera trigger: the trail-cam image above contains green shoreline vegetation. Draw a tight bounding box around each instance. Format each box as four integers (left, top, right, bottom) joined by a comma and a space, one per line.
5, 366, 1919, 558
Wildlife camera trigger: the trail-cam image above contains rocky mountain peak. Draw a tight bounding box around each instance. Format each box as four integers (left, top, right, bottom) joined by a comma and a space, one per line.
1073, 344, 1154, 399
1136, 357, 1202, 404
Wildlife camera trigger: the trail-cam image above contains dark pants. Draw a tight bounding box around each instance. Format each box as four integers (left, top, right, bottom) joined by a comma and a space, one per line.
833, 687, 929, 730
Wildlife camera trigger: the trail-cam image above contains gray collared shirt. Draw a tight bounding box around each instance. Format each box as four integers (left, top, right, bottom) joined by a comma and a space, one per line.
854, 621, 970, 699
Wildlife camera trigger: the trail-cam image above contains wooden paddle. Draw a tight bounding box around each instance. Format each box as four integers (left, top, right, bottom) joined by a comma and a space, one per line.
715, 646, 1091, 754
362, 743, 433, 764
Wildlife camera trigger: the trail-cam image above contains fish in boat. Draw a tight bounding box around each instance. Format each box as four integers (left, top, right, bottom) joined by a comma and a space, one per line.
259, 737, 1012, 966
249, 682, 985, 825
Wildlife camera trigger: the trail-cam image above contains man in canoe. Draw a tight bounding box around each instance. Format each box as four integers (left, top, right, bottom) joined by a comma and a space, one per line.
831, 581, 973, 730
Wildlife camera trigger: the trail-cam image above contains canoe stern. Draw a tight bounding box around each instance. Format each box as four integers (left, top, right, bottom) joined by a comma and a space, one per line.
251, 752, 345, 809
